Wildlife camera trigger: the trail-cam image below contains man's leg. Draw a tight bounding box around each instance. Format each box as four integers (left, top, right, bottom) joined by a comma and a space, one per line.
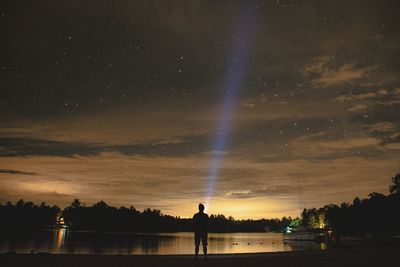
202, 233, 208, 258
194, 233, 200, 258
203, 244, 207, 257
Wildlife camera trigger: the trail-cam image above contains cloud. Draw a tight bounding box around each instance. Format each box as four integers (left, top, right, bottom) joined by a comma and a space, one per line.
348, 104, 368, 112
0, 153, 398, 218
1, 152, 398, 218
224, 185, 300, 199
336, 92, 377, 102
224, 190, 253, 199
0, 135, 211, 157
0, 96, 348, 145
289, 131, 383, 159
384, 143, 400, 150
0, 105, 375, 161
391, 88, 400, 97
0, 169, 38, 175
241, 102, 256, 108
316, 137, 381, 150
0, 190, 73, 207
377, 88, 389, 95
367, 122, 397, 133
303, 56, 332, 74
336, 88, 391, 103
335, 88, 399, 112
310, 64, 376, 87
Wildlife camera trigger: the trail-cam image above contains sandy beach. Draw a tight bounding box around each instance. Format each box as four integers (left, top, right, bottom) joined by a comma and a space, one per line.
1, 246, 398, 267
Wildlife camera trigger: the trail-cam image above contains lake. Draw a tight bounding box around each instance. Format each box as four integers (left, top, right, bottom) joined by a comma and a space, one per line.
0, 229, 327, 255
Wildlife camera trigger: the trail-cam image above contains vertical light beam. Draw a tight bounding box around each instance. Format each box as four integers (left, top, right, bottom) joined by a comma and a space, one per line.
205, 5, 255, 212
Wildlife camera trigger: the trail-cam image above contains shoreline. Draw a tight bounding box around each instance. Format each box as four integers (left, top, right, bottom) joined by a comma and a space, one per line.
2, 246, 398, 267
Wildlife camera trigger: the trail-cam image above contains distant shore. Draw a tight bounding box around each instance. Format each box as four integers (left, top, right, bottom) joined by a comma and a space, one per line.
1, 246, 398, 267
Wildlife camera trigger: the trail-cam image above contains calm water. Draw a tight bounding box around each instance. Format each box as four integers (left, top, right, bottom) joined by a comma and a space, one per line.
0, 229, 327, 255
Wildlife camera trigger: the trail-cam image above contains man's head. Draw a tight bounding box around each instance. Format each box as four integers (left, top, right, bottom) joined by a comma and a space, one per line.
198, 203, 205, 212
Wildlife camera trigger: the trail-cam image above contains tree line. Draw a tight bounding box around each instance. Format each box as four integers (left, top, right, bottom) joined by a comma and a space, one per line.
0, 199, 60, 230
2, 173, 398, 234
0, 198, 292, 233
301, 173, 400, 236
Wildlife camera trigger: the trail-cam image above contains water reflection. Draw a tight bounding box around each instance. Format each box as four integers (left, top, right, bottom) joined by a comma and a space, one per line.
54, 228, 66, 248
0, 231, 328, 255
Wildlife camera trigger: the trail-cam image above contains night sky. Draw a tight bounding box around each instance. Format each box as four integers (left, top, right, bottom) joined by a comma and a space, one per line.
1, 0, 399, 219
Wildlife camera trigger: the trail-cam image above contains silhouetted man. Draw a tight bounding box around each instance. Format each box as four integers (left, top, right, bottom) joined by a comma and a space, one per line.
193, 203, 209, 259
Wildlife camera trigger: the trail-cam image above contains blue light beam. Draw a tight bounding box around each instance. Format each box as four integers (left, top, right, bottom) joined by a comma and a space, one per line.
204, 6, 255, 212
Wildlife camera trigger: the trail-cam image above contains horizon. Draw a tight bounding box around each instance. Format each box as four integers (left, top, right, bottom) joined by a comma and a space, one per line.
1, 1, 400, 220
0, 175, 395, 220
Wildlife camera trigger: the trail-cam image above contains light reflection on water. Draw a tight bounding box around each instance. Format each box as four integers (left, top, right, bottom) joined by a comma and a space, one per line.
0, 230, 326, 255
55, 228, 66, 248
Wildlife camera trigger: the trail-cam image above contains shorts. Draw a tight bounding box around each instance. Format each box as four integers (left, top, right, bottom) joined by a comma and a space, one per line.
194, 232, 208, 247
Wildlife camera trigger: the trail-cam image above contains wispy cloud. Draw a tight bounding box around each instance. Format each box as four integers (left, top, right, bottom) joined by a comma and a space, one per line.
0, 169, 38, 176
367, 122, 397, 133
348, 104, 368, 112
335, 88, 399, 112
384, 143, 400, 150
313, 64, 375, 87
289, 131, 384, 159
303, 56, 332, 74
305, 58, 376, 87
336, 89, 389, 102
0, 136, 210, 157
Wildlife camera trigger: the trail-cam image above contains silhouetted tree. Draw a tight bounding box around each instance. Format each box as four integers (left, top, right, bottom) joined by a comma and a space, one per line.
71, 198, 82, 208
302, 173, 400, 236
389, 173, 400, 195
0, 199, 60, 230
58, 201, 292, 233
